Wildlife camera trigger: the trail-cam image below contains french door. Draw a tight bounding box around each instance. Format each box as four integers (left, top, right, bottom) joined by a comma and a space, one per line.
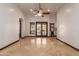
36, 22, 48, 37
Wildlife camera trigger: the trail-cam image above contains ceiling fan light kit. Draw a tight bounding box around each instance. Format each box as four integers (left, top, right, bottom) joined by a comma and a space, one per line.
30, 3, 50, 17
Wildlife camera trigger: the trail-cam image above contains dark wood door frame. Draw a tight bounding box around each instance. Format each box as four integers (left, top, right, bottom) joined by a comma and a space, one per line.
36, 22, 48, 37
19, 18, 22, 38
50, 23, 54, 37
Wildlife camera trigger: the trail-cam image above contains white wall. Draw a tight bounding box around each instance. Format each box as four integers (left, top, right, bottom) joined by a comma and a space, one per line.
57, 4, 79, 49
25, 14, 56, 36
0, 4, 26, 49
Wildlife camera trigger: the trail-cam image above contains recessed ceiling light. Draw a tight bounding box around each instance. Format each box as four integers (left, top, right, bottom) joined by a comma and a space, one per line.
65, 9, 71, 12
48, 9, 50, 12
30, 9, 33, 12
9, 8, 15, 12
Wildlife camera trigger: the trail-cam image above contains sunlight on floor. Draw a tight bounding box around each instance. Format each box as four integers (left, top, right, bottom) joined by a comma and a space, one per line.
31, 38, 47, 48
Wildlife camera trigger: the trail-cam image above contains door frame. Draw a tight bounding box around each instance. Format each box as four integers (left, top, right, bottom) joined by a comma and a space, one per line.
19, 18, 22, 38
36, 22, 48, 37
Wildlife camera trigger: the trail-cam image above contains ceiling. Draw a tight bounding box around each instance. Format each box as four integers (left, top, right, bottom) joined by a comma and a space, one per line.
17, 3, 64, 15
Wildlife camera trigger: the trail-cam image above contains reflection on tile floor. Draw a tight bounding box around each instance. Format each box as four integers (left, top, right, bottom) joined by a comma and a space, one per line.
0, 37, 79, 56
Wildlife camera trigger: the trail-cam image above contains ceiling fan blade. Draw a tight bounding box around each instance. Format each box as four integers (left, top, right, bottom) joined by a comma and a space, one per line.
43, 12, 50, 14
34, 10, 39, 13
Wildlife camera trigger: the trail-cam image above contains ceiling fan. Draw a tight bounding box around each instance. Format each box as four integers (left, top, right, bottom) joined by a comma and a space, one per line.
30, 3, 50, 17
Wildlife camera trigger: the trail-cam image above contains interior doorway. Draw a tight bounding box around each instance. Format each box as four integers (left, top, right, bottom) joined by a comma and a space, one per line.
36, 22, 48, 37
19, 18, 22, 38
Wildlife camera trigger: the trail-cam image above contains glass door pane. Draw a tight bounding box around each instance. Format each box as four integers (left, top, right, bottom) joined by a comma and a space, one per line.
36, 22, 48, 37
37, 23, 41, 36
42, 23, 47, 36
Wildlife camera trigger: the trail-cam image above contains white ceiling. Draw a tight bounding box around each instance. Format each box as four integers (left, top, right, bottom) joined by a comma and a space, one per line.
17, 3, 64, 15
